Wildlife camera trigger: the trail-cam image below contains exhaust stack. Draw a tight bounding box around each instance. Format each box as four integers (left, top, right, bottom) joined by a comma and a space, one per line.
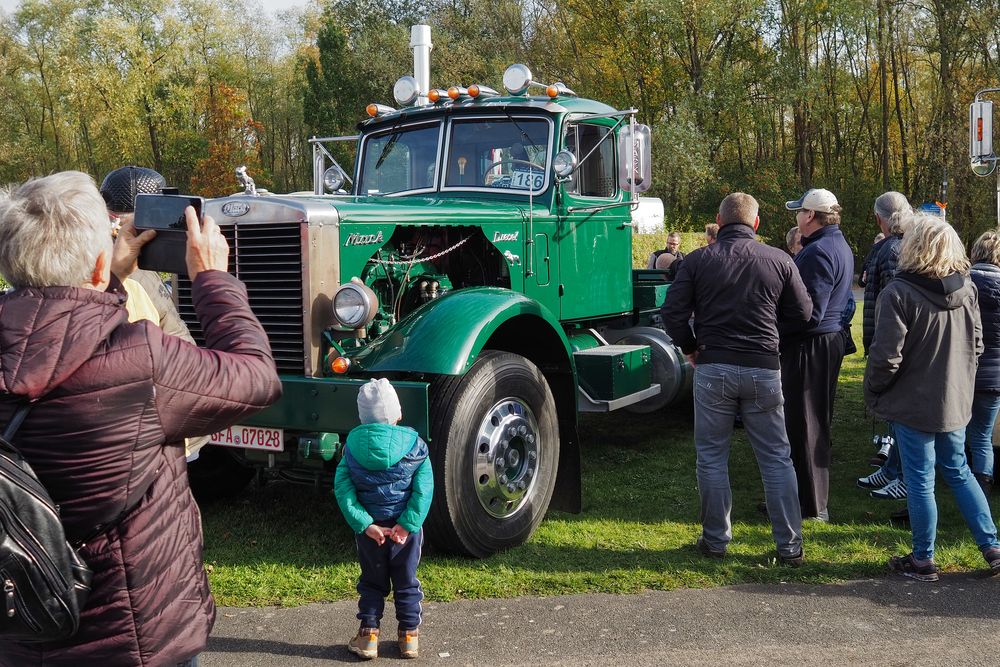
410, 25, 432, 106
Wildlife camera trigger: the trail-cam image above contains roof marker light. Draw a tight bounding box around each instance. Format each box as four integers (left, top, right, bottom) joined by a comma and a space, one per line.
546, 82, 577, 98
428, 89, 448, 103
468, 84, 499, 99
447, 86, 468, 100
366, 103, 397, 117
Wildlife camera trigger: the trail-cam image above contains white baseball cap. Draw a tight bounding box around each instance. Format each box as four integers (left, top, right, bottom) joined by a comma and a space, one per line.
785, 188, 839, 214
357, 378, 402, 425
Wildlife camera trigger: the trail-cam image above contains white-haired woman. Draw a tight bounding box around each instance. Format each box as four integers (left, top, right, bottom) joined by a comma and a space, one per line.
864, 215, 1000, 581
967, 230, 1000, 499
0, 171, 280, 666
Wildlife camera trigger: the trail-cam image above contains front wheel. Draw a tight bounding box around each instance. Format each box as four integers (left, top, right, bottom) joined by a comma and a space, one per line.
426, 351, 559, 557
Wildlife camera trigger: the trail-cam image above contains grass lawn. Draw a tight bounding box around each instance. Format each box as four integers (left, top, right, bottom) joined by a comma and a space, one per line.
201, 308, 995, 607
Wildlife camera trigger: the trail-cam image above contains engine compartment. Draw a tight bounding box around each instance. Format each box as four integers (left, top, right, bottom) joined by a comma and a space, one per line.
356, 225, 512, 336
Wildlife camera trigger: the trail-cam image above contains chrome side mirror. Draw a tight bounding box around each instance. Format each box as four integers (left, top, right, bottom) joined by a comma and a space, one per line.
618, 124, 652, 193
323, 166, 346, 192
970, 101, 996, 178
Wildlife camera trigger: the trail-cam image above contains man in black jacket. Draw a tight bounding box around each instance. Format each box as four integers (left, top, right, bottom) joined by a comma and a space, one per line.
780, 188, 855, 522
661, 192, 812, 565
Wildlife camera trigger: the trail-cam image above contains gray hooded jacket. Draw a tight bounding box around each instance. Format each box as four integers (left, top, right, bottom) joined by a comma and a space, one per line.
864, 271, 983, 432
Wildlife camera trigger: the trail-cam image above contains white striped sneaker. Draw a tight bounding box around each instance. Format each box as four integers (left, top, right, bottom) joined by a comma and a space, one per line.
857, 468, 893, 490
870, 477, 907, 500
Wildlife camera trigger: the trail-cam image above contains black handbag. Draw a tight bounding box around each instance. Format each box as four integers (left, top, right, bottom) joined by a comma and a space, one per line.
0, 403, 93, 642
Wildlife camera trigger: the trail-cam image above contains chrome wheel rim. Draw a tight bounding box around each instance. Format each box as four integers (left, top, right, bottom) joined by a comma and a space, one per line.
473, 398, 540, 518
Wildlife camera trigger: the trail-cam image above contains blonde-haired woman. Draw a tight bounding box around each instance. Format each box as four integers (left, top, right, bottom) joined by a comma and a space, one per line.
864, 215, 1000, 581
967, 230, 1000, 499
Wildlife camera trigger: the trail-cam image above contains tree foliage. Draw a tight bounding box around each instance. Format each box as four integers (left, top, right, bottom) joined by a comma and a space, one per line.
1, 0, 999, 253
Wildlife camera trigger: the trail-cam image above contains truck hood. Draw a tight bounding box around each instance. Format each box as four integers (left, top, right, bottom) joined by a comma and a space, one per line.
299, 194, 544, 226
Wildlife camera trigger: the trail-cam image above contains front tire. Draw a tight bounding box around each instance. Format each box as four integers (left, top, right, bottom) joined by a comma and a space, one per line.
426, 351, 559, 557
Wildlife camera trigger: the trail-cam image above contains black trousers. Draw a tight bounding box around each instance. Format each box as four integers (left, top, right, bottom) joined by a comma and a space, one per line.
780, 330, 846, 520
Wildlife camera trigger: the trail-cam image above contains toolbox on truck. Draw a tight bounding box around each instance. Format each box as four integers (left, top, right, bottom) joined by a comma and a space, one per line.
574, 344, 653, 402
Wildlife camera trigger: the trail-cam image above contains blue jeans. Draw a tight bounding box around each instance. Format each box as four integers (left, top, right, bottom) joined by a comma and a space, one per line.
966, 392, 1000, 479
890, 422, 999, 561
693, 363, 803, 557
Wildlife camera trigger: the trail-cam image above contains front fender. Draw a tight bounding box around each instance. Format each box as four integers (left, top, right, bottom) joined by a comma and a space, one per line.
348, 287, 572, 375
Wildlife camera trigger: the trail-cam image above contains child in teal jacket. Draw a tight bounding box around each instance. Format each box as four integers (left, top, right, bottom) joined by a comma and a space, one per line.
335, 378, 433, 660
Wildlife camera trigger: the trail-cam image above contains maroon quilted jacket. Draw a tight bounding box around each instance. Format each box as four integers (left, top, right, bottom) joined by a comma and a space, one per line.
0, 271, 281, 667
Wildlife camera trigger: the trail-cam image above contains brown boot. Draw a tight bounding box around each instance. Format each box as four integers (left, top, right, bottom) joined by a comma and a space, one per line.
398, 628, 419, 659
348, 627, 379, 660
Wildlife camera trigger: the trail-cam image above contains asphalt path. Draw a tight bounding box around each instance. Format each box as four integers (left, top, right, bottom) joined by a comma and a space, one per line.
204, 573, 999, 666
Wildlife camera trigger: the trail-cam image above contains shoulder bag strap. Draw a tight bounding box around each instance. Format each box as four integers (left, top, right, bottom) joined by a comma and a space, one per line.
0, 402, 33, 454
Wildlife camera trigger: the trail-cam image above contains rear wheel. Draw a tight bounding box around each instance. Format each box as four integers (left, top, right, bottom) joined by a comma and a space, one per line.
426, 351, 559, 557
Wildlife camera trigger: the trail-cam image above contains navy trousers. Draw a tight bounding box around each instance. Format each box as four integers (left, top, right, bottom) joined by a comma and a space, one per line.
355, 527, 424, 630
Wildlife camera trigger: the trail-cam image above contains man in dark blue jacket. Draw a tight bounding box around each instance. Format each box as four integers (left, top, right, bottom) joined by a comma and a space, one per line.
780, 188, 855, 521
661, 192, 812, 565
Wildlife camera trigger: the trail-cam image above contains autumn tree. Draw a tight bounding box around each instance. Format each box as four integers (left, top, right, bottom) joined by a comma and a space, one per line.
190, 83, 264, 197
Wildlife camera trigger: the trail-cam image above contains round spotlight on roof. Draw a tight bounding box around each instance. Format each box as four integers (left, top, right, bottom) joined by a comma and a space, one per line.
393, 75, 420, 106
503, 64, 533, 96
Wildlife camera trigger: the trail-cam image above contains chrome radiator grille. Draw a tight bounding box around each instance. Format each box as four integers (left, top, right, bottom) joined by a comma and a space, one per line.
176, 222, 305, 374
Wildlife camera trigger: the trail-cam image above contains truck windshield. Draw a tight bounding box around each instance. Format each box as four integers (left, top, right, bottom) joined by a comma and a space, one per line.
444, 118, 550, 193
358, 122, 441, 195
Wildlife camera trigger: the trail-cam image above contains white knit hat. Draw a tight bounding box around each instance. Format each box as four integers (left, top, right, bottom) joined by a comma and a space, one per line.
357, 378, 402, 425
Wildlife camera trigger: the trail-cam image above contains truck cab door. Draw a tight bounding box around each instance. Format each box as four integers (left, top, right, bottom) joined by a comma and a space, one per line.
556, 122, 632, 320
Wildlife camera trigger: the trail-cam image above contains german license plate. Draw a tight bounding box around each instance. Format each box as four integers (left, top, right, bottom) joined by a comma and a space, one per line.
209, 425, 284, 452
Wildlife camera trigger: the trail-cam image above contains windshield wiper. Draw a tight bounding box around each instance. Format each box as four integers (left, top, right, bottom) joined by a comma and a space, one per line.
374, 118, 404, 170
503, 108, 535, 155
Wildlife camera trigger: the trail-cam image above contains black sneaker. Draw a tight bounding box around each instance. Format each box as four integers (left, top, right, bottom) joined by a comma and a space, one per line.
695, 536, 726, 559
888, 553, 939, 582
983, 547, 1000, 575
778, 549, 804, 567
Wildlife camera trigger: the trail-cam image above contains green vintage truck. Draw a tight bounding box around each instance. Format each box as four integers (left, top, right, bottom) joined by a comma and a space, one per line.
179, 27, 690, 557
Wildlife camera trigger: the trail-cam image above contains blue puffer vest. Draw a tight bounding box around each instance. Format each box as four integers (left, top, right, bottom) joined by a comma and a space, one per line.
344, 431, 429, 522
971, 262, 1000, 393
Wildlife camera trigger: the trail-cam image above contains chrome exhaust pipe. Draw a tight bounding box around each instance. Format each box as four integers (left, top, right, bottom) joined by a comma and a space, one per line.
410, 24, 432, 105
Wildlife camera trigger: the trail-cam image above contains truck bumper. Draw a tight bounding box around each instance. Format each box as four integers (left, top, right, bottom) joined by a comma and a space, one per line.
239, 376, 431, 441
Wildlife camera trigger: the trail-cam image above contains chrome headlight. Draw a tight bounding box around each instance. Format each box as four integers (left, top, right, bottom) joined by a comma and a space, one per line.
333, 281, 379, 329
